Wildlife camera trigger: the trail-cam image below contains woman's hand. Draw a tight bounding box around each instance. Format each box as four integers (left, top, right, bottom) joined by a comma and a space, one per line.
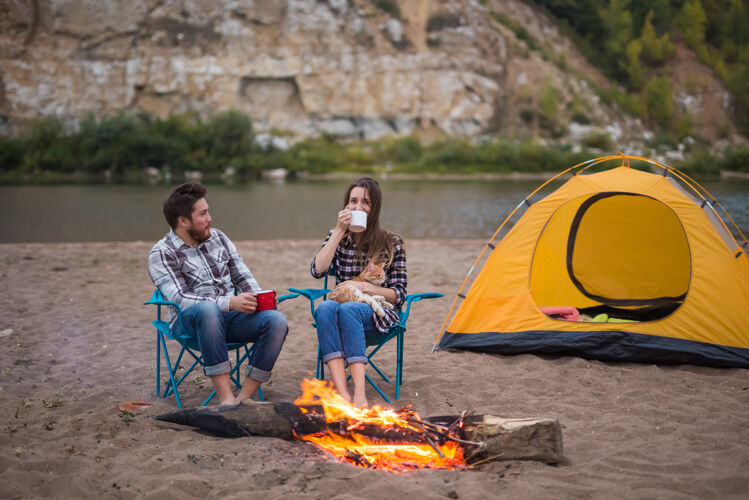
331, 280, 367, 299
335, 209, 352, 233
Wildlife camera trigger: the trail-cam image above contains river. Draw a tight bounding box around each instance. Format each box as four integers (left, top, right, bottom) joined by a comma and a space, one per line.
1, 178, 748, 243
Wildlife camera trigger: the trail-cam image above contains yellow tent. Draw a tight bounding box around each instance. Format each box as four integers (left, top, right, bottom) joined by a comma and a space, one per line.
434, 155, 749, 367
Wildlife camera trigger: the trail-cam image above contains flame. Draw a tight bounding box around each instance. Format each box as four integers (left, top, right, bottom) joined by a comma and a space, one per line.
293, 379, 465, 472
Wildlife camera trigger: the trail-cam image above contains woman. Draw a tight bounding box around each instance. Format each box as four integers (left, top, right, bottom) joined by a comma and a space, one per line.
311, 177, 407, 408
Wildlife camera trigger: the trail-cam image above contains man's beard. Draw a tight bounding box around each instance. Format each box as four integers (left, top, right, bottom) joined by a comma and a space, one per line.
187, 226, 211, 243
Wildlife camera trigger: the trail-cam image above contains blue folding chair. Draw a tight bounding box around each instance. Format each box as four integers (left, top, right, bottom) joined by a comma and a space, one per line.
144, 289, 298, 408
289, 266, 443, 403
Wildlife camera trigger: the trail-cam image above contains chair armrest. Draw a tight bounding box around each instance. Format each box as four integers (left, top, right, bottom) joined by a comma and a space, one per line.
143, 289, 187, 332
277, 293, 299, 304
399, 292, 445, 325
288, 287, 331, 318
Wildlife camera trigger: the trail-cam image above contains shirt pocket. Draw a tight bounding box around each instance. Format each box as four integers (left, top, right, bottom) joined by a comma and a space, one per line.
179, 260, 203, 288
212, 248, 230, 278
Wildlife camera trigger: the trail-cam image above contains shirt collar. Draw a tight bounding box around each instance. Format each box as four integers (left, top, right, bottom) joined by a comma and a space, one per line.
168, 229, 193, 250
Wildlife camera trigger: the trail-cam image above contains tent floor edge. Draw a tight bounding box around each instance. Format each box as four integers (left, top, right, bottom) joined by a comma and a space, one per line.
437, 330, 749, 369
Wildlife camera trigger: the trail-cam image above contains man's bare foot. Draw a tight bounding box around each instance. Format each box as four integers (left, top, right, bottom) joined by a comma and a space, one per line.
219, 396, 239, 407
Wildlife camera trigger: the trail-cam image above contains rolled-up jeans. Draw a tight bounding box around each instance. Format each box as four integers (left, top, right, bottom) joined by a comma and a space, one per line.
173, 301, 288, 383
315, 300, 379, 365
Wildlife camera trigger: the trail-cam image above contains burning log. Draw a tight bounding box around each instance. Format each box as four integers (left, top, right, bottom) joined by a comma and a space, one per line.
155, 380, 563, 470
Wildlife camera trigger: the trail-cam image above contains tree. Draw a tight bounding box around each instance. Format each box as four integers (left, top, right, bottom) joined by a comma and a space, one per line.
598, 0, 633, 61
676, 0, 708, 57
639, 10, 674, 65
623, 39, 646, 89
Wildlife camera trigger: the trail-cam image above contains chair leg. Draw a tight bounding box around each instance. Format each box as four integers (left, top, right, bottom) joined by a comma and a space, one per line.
368, 359, 392, 385
395, 330, 404, 401
316, 344, 325, 380
156, 331, 162, 398
158, 334, 183, 409
365, 373, 391, 404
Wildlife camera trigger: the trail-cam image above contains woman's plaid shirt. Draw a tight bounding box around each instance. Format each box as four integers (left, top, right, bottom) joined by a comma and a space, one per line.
310, 229, 407, 334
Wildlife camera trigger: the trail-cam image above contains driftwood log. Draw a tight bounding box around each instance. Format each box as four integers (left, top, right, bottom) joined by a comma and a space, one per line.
155, 401, 563, 465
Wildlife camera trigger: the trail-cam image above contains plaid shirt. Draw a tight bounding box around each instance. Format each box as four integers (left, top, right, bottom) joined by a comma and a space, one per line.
310, 230, 407, 334
148, 229, 261, 325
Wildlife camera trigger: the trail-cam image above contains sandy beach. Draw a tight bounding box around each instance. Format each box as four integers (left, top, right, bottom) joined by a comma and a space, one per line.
1, 239, 748, 499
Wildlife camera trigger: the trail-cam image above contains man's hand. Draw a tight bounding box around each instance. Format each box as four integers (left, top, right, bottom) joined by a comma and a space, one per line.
229, 292, 257, 314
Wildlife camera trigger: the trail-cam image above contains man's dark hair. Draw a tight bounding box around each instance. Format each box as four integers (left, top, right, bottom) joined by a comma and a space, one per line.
163, 183, 207, 229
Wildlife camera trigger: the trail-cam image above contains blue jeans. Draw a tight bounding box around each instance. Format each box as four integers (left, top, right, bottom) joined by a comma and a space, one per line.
173, 301, 288, 383
315, 300, 379, 364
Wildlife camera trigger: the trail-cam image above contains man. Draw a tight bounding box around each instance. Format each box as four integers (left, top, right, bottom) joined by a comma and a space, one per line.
148, 183, 288, 406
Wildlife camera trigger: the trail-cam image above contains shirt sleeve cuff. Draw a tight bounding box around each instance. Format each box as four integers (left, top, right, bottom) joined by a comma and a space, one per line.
217, 295, 231, 313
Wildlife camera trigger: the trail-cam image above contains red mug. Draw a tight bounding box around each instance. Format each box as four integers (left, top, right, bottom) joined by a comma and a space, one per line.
255, 289, 276, 311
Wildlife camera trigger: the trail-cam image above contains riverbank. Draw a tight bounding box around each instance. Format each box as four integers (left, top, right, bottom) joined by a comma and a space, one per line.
1, 240, 748, 498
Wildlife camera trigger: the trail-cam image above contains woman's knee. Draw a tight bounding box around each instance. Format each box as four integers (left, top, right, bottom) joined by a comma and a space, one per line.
339, 301, 369, 319
315, 300, 339, 321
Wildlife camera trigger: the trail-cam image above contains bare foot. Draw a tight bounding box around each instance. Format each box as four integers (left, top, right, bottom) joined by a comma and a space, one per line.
219, 395, 239, 407
353, 392, 368, 409
338, 390, 353, 404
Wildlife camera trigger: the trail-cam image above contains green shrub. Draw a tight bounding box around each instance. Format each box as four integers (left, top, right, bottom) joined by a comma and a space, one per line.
540, 83, 560, 125
675, 147, 720, 175
387, 136, 422, 163
720, 147, 749, 173
582, 132, 612, 150
0, 139, 24, 172
642, 77, 674, 128
420, 139, 475, 168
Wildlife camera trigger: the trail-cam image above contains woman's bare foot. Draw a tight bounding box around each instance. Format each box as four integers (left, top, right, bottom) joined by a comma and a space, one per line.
353, 391, 368, 409
337, 389, 352, 404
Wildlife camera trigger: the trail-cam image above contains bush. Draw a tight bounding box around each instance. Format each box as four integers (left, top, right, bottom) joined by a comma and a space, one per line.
720, 147, 749, 173
420, 139, 475, 168
386, 136, 422, 163
206, 110, 253, 165
674, 147, 720, 175
642, 77, 674, 128
0, 139, 24, 172
582, 132, 612, 150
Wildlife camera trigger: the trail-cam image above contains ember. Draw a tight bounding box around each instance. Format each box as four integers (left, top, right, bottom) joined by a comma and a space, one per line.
293, 379, 469, 472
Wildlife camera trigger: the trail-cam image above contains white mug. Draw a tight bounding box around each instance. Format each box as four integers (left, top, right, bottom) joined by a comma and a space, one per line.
349, 210, 367, 232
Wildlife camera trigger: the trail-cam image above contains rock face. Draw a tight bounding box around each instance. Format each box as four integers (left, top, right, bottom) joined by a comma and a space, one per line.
0, 0, 740, 144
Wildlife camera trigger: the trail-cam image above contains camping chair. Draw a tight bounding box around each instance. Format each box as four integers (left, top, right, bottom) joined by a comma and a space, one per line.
144, 289, 299, 408
289, 265, 443, 403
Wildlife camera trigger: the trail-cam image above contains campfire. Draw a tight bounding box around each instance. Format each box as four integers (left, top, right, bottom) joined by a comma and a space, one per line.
156, 380, 563, 471
293, 379, 470, 472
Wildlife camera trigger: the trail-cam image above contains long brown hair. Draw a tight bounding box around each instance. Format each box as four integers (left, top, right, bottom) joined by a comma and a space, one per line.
343, 177, 398, 267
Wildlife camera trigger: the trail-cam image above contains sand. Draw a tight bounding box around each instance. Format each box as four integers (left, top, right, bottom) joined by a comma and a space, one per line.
1, 239, 748, 499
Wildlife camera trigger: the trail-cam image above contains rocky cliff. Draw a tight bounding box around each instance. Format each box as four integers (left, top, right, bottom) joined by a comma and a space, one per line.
0, 0, 741, 148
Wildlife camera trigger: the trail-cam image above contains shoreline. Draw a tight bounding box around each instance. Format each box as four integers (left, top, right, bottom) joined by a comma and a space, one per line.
3, 168, 747, 185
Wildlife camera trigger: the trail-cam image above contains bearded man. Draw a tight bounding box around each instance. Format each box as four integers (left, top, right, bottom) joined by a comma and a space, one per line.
148, 183, 288, 406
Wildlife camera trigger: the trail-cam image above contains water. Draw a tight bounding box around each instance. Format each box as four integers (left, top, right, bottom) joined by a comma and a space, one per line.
1, 178, 748, 243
